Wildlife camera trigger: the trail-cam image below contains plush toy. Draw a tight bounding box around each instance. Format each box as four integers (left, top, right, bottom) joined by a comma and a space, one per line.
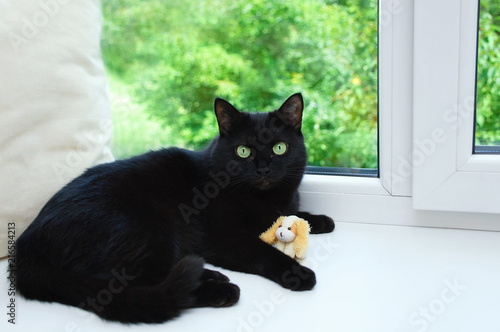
259, 215, 310, 260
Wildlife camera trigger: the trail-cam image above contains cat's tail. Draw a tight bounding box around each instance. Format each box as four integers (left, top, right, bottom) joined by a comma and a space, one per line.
16, 254, 206, 323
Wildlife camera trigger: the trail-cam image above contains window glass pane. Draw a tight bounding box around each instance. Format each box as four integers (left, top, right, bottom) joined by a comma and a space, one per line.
101, 0, 378, 168
475, 0, 500, 153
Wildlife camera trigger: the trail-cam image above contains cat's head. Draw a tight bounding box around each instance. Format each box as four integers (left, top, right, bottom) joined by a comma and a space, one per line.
209, 93, 307, 191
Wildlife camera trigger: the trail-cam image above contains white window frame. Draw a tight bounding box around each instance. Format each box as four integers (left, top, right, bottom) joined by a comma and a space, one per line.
413, 0, 500, 214
299, 0, 500, 231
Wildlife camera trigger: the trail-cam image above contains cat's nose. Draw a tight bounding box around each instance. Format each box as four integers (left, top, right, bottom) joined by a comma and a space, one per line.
257, 167, 270, 176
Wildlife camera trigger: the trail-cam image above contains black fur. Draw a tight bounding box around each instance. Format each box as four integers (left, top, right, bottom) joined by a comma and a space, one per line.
14, 93, 335, 324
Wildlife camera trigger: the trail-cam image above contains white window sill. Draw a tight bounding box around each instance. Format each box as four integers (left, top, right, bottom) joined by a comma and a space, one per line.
299, 174, 500, 232
3, 221, 499, 331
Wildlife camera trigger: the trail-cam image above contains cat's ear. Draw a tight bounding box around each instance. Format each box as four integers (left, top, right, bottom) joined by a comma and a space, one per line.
214, 98, 242, 136
276, 93, 303, 130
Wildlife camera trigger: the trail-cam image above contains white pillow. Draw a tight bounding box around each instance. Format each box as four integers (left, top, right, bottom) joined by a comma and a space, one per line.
0, 0, 114, 257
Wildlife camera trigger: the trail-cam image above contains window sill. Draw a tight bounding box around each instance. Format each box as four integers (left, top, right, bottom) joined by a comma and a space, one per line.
4, 222, 499, 331
300, 174, 389, 196
299, 175, 500, 231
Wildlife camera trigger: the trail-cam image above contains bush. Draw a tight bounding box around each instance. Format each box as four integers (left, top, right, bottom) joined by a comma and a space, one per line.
476, 0, 500, 145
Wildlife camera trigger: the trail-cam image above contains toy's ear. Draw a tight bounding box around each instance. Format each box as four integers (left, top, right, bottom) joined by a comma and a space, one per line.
260, 216, 284, 245
294, 218, 311, 260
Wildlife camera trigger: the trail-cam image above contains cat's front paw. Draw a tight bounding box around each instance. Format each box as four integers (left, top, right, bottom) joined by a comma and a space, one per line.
279, 264, 316, 291
308, 214, 335, 234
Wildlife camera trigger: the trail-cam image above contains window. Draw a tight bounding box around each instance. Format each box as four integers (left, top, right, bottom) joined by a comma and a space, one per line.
101, 0, 378, 171
102, 0, 500, 229
413, 0, 500, 214
302, 0, 500, 230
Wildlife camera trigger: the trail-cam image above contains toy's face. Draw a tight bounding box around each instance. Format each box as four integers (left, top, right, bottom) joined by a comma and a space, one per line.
276, 221, 297, 243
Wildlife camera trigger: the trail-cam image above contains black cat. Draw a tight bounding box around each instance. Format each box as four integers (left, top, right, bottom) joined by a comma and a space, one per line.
14, 93, 334, 324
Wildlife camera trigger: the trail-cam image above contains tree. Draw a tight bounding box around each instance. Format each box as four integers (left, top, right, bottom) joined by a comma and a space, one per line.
476, 0, 500, 146
102, 0, 378, 168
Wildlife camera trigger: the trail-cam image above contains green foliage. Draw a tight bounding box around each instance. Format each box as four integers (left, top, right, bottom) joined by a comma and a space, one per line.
107, 76, 178, 158
476, 0, 500, 146
101, 0, 378, 167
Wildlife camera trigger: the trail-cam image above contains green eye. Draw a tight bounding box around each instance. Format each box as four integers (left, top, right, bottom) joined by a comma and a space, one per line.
236, 145, 251, 158
272, 142, 287, 155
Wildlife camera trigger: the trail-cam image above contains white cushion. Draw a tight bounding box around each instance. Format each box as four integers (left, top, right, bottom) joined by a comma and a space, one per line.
0, 0, 114, 257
